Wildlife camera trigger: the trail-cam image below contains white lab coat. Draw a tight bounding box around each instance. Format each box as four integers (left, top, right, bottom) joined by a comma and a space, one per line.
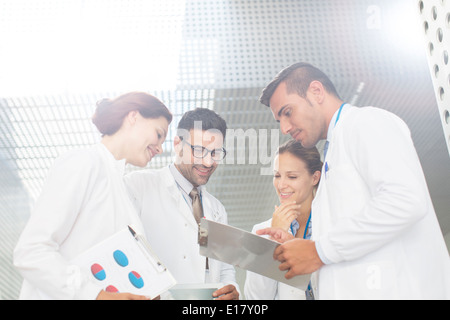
13, 144, 145, 300
312, 105, 450, 299
244, 219, 306, 300
124, 166, 239, 291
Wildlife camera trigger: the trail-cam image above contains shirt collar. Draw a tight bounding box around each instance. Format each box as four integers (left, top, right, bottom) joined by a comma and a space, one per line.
169, 163, 203, 195
290, 219, 300, 236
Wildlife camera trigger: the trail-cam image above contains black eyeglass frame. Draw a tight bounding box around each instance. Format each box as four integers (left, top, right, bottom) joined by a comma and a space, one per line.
179, 136, 227, 161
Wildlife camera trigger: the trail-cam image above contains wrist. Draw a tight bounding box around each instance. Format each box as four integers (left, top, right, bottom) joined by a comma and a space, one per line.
270, 219, 291, 232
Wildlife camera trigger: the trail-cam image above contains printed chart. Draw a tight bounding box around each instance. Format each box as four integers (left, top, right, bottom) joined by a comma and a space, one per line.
72, 227, 176, 299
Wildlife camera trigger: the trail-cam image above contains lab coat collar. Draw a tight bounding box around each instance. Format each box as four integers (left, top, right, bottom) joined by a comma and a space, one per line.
168, 163, 205, 195
165, 164, 207, 227
162, 165, 222, 224
97, 143, 127, 176
326, 103, 351, 143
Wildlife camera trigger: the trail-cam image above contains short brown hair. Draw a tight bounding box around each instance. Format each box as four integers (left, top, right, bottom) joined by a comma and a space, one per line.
92, 91, 172, 135
259, 62, 341, 107
176, 108, 227, 139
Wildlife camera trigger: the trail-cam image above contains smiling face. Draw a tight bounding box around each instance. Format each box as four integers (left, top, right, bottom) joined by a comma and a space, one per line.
269, 82, 328, 149
273, 152, 319, 206
174, 129, 224, 187
127, 113, 169, 167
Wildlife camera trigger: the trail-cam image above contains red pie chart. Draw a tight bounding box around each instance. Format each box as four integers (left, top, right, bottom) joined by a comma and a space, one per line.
105, 285, 119, 293
90, 263, 106, 281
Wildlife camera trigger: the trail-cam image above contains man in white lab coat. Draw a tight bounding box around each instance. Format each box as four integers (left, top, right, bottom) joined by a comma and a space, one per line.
124, 108, 239, 300
257, 62, 450, 299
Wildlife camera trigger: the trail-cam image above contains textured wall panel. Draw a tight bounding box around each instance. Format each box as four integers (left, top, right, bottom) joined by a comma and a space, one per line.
418, 0, 450, 156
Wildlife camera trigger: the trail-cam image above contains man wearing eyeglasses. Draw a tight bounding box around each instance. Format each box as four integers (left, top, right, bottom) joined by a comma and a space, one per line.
125, 108, 239, 300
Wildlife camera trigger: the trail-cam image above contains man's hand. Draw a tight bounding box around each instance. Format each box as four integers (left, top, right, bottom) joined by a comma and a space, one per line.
212, 284, 239, 300
274, 239, 324, 279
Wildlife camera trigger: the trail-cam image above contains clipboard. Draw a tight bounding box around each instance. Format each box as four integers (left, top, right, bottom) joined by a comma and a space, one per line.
71, 225, 176, 299
199, 219, 311, 290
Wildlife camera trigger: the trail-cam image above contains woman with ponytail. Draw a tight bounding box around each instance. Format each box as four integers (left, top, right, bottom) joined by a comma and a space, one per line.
14, 92, 172, 300
244, 139, 322, 300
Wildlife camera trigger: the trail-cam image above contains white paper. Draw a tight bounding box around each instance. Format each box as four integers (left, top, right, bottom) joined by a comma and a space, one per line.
199, 219, 311, 290
71, 227, 176, 299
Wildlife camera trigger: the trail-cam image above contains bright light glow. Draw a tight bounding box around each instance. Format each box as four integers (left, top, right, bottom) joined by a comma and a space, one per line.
0, 0, 186, 96
383, 1, 424, 54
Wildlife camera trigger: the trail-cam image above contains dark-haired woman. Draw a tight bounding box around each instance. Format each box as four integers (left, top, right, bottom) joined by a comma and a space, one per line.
244, 139, 322, 300
14, 92, 172, 300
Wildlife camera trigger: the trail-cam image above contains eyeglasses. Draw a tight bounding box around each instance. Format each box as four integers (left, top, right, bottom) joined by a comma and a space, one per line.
180, 137, 227, 161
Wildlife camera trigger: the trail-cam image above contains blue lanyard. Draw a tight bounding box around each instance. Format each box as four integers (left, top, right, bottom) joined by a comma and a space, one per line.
303, 211, 312, 239
334, 102, 346, 127
290, 210, 312, 239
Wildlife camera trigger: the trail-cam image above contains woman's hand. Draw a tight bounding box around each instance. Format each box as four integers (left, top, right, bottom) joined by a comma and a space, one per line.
256, 227, 294, 243
271, 201, 301, 231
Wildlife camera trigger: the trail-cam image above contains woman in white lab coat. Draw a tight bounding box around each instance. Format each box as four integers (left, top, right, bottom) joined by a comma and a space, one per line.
13, 92, 172, 300
244, 139, 322, 300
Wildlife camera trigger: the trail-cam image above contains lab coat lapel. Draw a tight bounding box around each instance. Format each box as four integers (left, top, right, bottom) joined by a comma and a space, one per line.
160, 167, 180, 202
160, 166, 198, 228
180, 197, 198, 229
201, 190, 221, 222
202, 195, 212, 221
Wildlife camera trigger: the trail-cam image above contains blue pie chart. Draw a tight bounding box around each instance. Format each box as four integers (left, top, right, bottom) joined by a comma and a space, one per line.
113, 250, 129, 267
128, 271, 144, 289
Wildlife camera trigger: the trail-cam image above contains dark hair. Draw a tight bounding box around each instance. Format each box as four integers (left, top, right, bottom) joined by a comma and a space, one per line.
176, 108, 227, 139
277, 139, 323, 177
259, 62, 341, 107
92, 91, 172, 135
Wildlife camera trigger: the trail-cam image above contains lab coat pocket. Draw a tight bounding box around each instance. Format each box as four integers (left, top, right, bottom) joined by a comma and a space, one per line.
324, 163, 369, 220
330, 260, 398, 299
